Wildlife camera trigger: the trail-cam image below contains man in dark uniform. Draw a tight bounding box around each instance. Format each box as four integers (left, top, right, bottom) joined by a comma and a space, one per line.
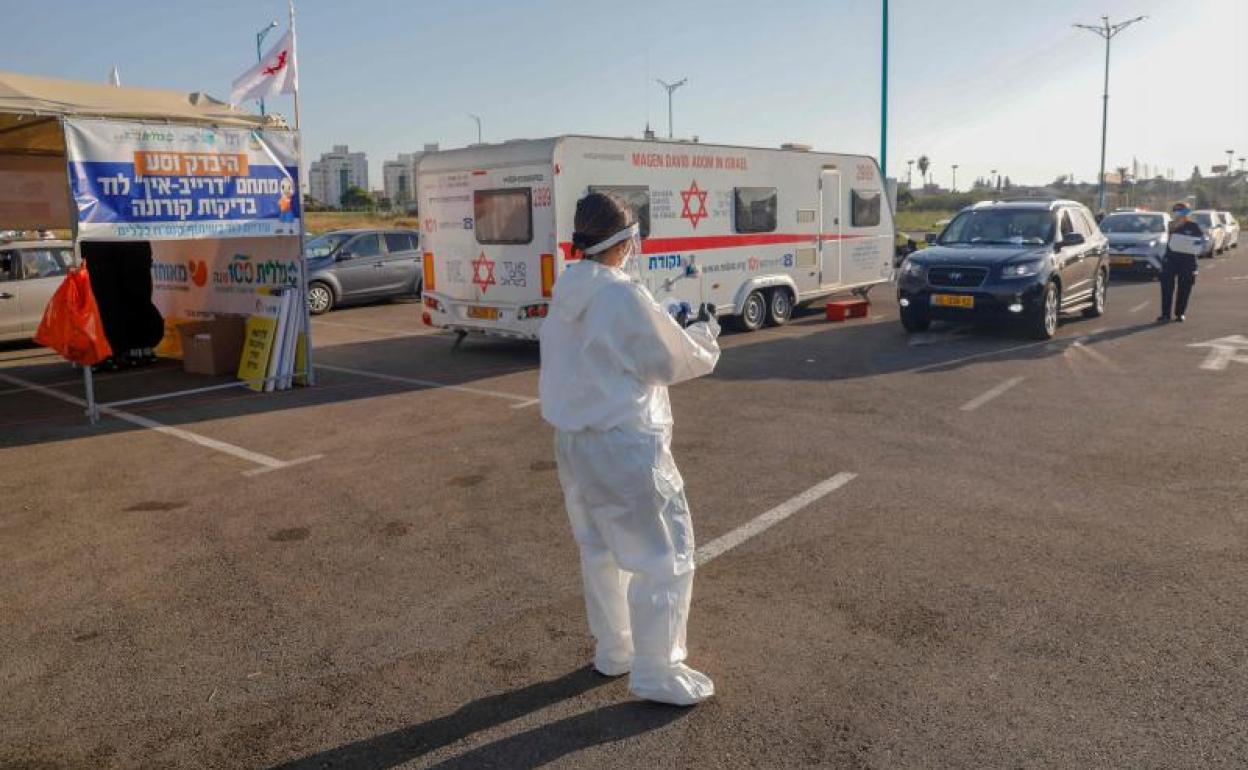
1158, 203, 1203, 323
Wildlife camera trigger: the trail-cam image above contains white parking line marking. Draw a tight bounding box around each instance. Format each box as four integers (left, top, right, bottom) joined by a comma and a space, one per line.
695, 472, 857, 565
0, 371, 320, 475
959, 376, 1025, 411
908, 340, 1052, 374
316, 363, 538, 406
1129, 301, 1150, 314
1071, 339, 1122, 371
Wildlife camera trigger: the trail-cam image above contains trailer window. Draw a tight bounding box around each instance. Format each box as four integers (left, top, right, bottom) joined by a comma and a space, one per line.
734, 187, 777, 233
474, 188, 533, 245
851, 189, 881, 228
589, 186, 650, 238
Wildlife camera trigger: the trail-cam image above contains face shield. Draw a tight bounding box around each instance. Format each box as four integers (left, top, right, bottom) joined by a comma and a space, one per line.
584, 223, 641, 260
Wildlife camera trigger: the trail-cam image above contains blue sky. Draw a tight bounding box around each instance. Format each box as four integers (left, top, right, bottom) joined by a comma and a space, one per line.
4, 0, 1245, 188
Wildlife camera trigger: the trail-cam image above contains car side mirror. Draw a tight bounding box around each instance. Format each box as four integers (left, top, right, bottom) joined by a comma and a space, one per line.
335, 251, 354, 262
1059, 232, 1085, 249
924, 232, 937, 244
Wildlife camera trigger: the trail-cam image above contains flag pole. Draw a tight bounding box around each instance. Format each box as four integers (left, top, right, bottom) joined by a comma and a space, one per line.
288, 0, 315, 386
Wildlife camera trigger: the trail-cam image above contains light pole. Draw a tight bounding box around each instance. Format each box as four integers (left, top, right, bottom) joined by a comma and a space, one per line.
468, 114, 482, 144
656, 78, 687, 139
991, 169, 998, 192
256, 20, 278, 116
906, 159, 914, 188
1226, 150, 1234, 175
951, 164, 958, 193
880, 0, 889, 179
1074, 14, 1147, 214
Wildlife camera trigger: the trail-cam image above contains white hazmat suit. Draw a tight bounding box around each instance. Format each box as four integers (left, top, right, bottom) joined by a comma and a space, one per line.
540, 258, 721, 706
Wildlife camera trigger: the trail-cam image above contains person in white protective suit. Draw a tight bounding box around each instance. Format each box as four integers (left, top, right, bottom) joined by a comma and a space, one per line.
539, 192, 721, 706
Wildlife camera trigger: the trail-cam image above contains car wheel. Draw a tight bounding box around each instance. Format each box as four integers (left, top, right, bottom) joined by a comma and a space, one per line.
308, 282, 334, 315
899, 304, 930, 333
1083, 269, 1107, 318
731, 290, 767, 332
1030, 281, 1059, 340
766, 288, 793, 327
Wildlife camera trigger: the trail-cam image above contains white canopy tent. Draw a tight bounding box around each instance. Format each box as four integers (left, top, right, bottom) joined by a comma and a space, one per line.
0, 69, 312, 421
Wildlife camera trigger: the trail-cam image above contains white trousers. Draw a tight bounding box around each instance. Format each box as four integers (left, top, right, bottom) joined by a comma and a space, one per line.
555, 427, 696, 686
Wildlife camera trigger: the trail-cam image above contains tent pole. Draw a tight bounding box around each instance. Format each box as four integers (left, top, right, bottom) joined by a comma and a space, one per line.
58, 115, 100, 423
289, 0, 314, 387
83, 365, 99, 423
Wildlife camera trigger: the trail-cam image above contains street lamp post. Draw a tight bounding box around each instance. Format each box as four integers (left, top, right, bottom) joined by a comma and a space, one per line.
880, 0, 889, 179
469, 114, 482, 144
1226, 150, 1235, 175
991, 169, 998, 193
906, 159, 914, 188
951, 164, 958, 193
255, 20, 278, 116
656, 78, 687, 139
1074, 14, 1147, 214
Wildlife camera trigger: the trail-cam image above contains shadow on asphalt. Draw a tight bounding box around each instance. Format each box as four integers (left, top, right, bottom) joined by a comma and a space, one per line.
713, 311, 1160, 384
0, 332, 541, 448
268, 666, 686, 770
0, 293, 1161, 448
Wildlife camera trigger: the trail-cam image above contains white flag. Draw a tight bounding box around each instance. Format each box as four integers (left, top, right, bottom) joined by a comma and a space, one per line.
230, 28, 297, 105
108, 65, 121, 87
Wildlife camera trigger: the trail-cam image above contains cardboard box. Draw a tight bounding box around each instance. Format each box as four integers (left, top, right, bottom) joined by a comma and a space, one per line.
176, 316, 246, 376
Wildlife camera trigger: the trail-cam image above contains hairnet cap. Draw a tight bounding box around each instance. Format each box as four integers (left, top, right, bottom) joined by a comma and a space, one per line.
1172, 201, 1190, 212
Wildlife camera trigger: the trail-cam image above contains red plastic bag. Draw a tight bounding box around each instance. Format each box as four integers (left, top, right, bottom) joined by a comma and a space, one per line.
33, 266, 114, 366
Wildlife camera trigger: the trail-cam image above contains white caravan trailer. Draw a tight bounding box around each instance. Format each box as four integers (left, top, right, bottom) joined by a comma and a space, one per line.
417, 136, 894, 339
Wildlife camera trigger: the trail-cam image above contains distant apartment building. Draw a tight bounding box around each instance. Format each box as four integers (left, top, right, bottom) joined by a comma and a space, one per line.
308, 145, 369, 208
383, 143, 439, 210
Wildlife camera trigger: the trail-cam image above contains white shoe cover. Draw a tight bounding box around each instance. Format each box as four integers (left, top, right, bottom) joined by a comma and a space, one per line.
593, 654, 631, 677
629, 663, 714, 706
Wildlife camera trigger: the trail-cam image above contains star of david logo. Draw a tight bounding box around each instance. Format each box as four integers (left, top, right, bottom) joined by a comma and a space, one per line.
680, 180, 709, 229
471, 251, 496, 293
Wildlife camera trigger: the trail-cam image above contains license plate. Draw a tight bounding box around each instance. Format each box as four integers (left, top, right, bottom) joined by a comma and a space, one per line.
931, 294, 974, 309
467, 306, 499, 320
1112, 257, 1134, 266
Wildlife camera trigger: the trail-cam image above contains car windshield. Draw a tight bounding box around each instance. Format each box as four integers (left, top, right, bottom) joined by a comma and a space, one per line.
1193, 213, 1213, 226
306, 233, 352, 258
939, 209, 1054, 245
1100, 214, 1165, 234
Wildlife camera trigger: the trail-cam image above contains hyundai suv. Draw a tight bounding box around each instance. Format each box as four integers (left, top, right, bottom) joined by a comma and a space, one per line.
896, 200, 1109, 340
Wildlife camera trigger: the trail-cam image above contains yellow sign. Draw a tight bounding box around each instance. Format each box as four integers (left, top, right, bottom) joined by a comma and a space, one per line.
238, 314, 278, 391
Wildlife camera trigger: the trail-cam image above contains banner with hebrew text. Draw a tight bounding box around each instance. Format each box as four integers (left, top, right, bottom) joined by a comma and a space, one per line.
63, 118, 300, 240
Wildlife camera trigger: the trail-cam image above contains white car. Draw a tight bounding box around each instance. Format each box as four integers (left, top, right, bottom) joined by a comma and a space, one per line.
1219, 212, 1239, 250
1191, 210, 1225, 256
0, 240, 77, 342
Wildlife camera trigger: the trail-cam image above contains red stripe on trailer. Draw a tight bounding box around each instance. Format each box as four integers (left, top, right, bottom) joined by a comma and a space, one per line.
556, 232, 866, 259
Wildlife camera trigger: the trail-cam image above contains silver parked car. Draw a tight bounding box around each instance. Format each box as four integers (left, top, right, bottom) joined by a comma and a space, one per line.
0, 240, 77, 342
305, 229, 422, 315
1099, 210, 1170, 278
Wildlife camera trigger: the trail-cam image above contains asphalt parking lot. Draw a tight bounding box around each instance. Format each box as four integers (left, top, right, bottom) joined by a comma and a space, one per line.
3, 251, 1248, 769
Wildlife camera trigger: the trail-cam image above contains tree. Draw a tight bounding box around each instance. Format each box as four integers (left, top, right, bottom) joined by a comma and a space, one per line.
1003, 176, 1012, 190
1190, 165, 1202, 182
340, 185, 374, 210
1052, 174, 1069, 187
917, 155, 931, 187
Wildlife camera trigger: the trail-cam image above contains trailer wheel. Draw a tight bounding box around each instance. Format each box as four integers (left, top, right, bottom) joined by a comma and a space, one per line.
731, 290, 767, 332
766, 288, 793, 326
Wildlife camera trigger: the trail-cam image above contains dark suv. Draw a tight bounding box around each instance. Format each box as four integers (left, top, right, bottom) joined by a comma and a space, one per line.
895, 199, 1109, 339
